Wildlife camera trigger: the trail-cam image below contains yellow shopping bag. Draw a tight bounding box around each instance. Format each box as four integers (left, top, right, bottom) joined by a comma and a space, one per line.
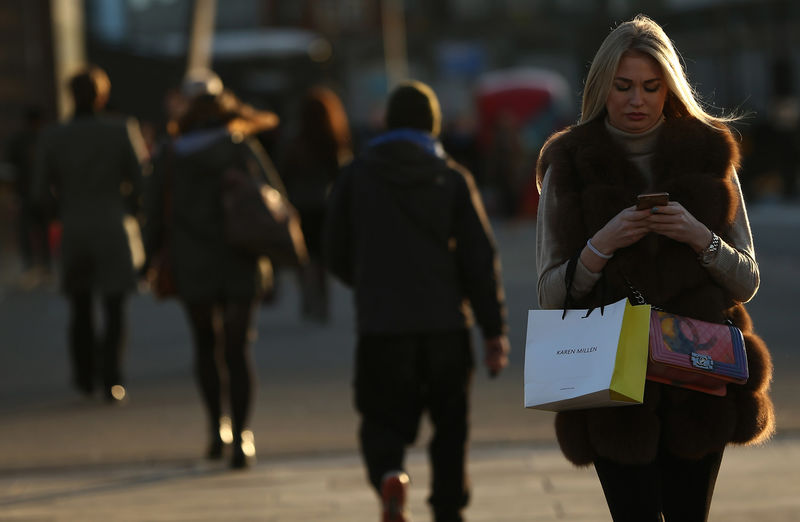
524, 298, 651, 412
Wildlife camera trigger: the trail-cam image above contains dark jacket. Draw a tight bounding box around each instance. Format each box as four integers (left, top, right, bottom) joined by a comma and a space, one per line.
143, 129, 277, 301
33, 115, 147, 294
537, 117, 774, 466
324, 139, 506, 338
280, 137, 339, 257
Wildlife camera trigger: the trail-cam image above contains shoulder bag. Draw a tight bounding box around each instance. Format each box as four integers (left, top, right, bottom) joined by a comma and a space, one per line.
221, 167, 308, 267
626, 278, 748, 396
148, 144, 177, 299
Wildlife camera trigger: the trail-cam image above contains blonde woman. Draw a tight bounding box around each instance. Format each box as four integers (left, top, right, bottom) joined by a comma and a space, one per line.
536, 15, 774, 521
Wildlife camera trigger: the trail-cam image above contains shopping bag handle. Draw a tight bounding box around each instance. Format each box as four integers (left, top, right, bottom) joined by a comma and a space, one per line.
561, 250, 607, 320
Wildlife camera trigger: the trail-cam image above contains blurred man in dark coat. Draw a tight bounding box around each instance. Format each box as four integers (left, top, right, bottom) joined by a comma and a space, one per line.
33, 66, 148, 402
324, 80, 509, 522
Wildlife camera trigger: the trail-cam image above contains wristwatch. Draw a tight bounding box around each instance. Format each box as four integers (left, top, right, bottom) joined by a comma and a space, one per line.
699, 232, 721, 265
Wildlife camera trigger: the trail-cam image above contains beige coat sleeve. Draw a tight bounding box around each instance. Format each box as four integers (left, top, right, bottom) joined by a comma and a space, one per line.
702, 171, 760, 303
536, 166, 601, 309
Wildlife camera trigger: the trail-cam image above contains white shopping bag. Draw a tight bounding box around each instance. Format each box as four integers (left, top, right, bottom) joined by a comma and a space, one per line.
524, 298, 650, 412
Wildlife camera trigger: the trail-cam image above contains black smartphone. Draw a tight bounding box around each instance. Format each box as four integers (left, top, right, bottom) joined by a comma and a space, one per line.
636, 192, 670, 210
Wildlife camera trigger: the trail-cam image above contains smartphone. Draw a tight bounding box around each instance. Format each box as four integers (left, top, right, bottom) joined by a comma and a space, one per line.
636, 192, 669, 210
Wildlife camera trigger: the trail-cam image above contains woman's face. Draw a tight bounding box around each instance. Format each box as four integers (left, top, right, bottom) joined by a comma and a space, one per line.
605, 52, 668, 133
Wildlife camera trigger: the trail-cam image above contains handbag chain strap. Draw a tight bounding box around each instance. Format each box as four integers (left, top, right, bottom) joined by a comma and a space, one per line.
624, 275, 735, 327
622, 275, 663, 311
624, 276, 647, 306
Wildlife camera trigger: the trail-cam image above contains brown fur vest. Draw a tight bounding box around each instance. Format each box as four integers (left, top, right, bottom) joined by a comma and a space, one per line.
537, 117, 775, 465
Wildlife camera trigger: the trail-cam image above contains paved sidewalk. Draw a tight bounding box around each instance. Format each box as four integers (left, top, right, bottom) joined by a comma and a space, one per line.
2, 204, 800, 521
1, 438, 799, 521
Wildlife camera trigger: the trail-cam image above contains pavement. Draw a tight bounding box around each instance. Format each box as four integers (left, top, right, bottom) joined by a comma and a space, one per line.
1, 436, 798, 521
2, 198, 800, 521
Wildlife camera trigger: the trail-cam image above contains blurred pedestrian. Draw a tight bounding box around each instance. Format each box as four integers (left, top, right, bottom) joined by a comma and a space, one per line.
485, 110, 523, 217
766, 57, 800, 200
536, 15, 774, 521
4, 105, 51, 286
324, 80, 510, 522
281, 86, 352, 322
142, 70, 280, 469
32, 66, 148, 403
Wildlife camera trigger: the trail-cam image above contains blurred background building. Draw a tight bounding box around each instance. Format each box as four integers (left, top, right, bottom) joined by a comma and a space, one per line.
1, 0, 799, 220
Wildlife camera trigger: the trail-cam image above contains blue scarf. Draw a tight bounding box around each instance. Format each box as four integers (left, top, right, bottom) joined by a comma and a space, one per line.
368, 128, 446, 159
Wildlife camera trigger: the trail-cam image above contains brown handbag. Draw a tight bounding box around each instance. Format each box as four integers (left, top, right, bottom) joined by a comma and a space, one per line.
149, 248, 177, 299
221, 167, 308, 267
147, 143, 178, 299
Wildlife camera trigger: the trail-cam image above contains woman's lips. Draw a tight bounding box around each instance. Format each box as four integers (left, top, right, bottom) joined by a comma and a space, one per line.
626, 113, 646, 121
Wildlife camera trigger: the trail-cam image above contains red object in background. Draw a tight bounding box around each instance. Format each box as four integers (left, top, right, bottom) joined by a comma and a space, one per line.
475, 67, 571, 150
48, 221, 62, 258
519, 174, 541, 218
475, 68, 573, 218
476, 87, 551, 150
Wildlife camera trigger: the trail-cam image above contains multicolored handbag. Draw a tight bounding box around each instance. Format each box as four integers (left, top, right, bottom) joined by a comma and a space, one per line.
646, 310, 749, 396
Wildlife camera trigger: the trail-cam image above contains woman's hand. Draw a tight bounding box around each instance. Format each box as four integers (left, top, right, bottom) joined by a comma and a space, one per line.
646, 201, 712, 253
582, 205, 651, 272
590, 205, 652, 254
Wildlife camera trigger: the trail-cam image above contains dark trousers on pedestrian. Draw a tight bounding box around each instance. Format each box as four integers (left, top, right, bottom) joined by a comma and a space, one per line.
183, 299, 257, 447
594, 445, 724, 522
355, 329, 474, 522
69, 292, 126, 396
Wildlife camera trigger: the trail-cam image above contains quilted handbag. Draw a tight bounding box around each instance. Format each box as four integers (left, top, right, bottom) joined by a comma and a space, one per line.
646, 310, 748, 396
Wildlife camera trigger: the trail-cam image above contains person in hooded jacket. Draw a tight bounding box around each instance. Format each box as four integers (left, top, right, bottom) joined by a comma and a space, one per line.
324, 80, 510, 522
142, 71, 280, 469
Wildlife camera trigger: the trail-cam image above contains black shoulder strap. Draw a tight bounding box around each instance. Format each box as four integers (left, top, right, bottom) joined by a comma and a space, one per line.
562, 251, 580, 319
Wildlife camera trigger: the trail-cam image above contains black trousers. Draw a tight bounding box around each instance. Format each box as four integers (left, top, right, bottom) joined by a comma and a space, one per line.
183, 299, 256, 444
355, 330, 474, 522
68, 292, 126, 395
594, 446, 724, 522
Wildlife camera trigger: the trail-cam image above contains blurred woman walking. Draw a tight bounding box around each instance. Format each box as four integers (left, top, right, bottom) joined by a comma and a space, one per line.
143, 70, 280, 468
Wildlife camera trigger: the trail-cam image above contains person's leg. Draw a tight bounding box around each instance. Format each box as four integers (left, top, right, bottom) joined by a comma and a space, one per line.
298, 258, 328, 322
16, 200, 34, 270
308, 258, 329, 321
354, 334, 423, 493
660, 448, 724, 522
100, 293, 126, 399
593, 457, 663, 522
221, 298, 257, 467
31, 209, 52, 271
423, 330, 474, 522
68, 292, 94, 395
183, 301, 223, 456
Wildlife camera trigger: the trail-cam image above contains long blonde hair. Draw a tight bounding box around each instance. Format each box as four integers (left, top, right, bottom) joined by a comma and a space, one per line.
581, 14, 737, 129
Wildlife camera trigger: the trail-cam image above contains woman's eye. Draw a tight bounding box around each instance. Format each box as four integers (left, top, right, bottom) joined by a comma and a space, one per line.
614, 84, 630, 92
644, 85, 660, 93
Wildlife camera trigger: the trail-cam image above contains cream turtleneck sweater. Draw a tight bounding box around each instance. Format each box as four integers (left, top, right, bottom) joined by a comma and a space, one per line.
536, 118, 760, 309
